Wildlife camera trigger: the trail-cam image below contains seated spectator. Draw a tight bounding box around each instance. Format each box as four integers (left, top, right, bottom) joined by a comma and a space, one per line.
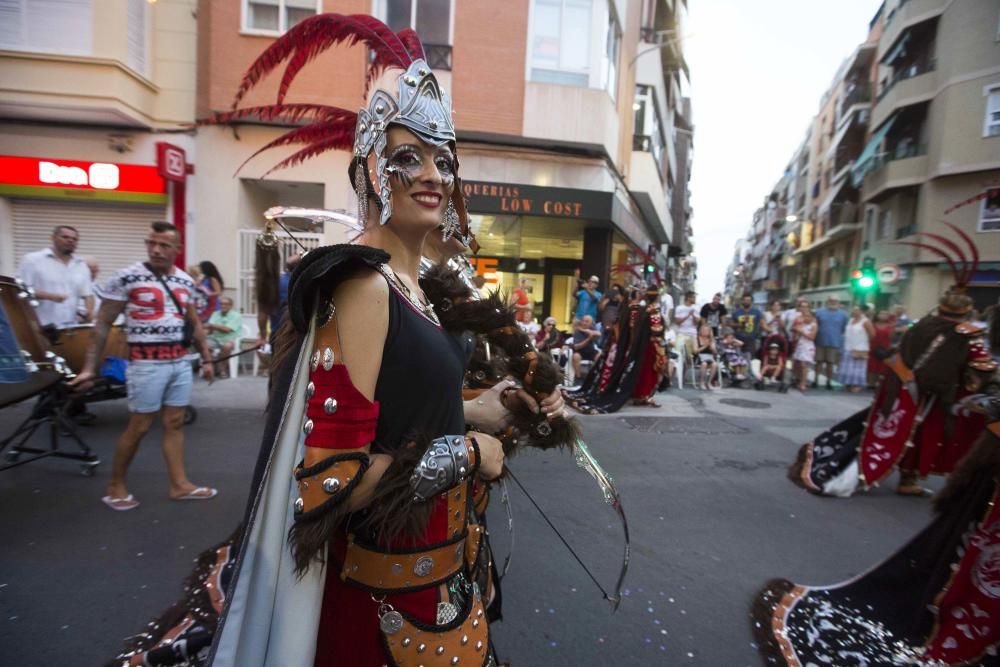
760, 342, 786, 386
694, 323, 718, 390
571, 315, 602, 379
536, 316, 563, 352
204, 296, 242, 378
719, 329, 748, 380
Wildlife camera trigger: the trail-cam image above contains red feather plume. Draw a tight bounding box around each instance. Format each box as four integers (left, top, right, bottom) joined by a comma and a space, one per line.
203, 103, 354, 126
895, 241, 963, 285
940, 221, 980, 284
232, 13, 413, 109
912, 231, 969, 285
261, 134, 356, 178
235, 118, 357, 175
396, 28, 425, 61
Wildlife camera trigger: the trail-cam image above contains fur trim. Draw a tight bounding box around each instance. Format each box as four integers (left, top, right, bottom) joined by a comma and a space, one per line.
750, 578, 796, 666
355, 433, 436, 544
787, 443, 812, 491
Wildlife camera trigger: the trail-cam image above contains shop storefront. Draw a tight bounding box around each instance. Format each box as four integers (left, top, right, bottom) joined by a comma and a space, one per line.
0, 141, 193, 279
461, 180, 650, 328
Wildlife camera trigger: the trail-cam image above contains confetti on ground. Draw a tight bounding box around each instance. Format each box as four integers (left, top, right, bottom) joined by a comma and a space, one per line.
60, 625, 69, 630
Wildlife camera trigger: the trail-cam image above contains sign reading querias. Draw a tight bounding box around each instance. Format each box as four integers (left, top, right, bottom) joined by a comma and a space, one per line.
461, 181, 612, 220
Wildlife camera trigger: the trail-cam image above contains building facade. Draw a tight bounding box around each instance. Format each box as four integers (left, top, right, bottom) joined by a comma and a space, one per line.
0, 0, 198, 281
195, 0, 696, 329
726, 0, 999, 316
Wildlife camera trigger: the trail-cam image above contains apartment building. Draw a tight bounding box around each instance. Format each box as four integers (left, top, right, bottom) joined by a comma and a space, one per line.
195, 0, 694, 326
0, 0, 198, 277
853, 0, 1000, 314
729, 0, 998, 315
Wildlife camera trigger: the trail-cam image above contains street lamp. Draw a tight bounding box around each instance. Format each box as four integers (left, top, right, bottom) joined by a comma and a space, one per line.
785, 215, 798, 223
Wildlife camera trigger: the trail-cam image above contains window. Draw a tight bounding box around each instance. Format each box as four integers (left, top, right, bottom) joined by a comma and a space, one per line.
0, 0, 92, 56
126, 0, 150, 77
243, 0, 319, 35
980, 188, 1000, 232
602, 8, 621, 99
984, 85, 1000, 137
530, 0, 592, 86
633, 85, 665, 176
382, 0, 451, 46
877, 208, 893, 240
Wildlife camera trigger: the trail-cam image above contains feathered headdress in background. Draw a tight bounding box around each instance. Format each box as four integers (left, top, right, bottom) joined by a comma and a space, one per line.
895, 221, 979, 315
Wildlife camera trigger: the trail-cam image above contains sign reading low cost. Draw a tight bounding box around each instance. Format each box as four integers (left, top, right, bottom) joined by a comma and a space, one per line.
0, 155, 167, 204
462, 180, 613, 220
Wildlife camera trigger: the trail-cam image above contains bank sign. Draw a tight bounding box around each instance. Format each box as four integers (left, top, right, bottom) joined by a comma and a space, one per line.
462, 181, 613, 220
0, 155, 168, 204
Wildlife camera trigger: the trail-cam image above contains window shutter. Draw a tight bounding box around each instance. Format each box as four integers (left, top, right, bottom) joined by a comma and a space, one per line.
126, 0, 147, 76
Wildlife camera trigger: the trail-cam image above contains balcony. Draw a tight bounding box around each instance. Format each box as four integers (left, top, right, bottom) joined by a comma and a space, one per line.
838, 82, 872, 124
872, 59, 937, 128
863, 147, 928, 199
879, 0, 946, 65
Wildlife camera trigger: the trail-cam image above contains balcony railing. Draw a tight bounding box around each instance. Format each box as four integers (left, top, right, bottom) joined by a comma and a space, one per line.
877, 57, 936, 102
869, 141, 928, 173
840, 82, 872, 117
424, 44, 452, 71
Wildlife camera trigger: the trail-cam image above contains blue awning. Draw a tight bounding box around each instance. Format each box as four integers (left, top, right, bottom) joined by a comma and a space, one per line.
851, 115, 897, 188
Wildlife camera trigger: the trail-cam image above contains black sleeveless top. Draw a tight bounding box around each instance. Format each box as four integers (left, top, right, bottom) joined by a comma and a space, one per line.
371, 284, 466, 453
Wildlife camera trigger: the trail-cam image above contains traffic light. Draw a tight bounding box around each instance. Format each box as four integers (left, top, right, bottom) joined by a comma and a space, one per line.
645, 262, 655, 275
851, 257, 878, 295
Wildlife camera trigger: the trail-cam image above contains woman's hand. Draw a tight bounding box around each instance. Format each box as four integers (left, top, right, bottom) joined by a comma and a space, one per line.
468, 431, 505, 480
463, 380, 517, 433
539, 390, 565, 421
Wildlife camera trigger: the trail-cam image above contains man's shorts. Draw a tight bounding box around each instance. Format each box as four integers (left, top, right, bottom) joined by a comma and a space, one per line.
578, 346, 599, 362
815, 346, 840, 364
126, 359, 193, 414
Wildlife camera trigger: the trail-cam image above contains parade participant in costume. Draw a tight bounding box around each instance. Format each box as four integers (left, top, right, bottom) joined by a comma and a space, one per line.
790, 224, 997, 498
109, 15, 515, 667
566, 285, 666, 413
754, 393, 1000, 666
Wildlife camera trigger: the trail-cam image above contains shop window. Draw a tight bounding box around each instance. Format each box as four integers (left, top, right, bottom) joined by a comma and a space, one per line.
243, 0, 320, 36
0, 0, 92, 56
984, 84, 1000, 137
979, 188, 1000, 233
379, 0, 453, 68
530, 0, 592, 86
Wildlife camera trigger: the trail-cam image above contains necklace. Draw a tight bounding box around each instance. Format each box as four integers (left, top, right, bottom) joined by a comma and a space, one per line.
377, 264, 440, 326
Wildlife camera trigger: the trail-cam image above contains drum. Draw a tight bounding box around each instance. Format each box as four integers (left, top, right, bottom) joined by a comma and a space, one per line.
53, 323, 128, 374
0, 275, 63, 408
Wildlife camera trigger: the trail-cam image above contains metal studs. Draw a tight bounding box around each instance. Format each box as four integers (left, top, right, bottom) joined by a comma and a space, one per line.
392, 563, 402, 575
375, 104, 385, 114
302, 419, 314, 435
418, 67, 428, 76
451, 657, 460, 665
294, 498, 304, 515
459, 467, 467, 476
461, 635, 469, 645
429, 120, 438, 130
472, 619, 479, 628
436, 646, 445, 655
476, 609, 483, 617
310, 350, 320, 370
413, 555, 434, 577
416, 643, 426, 653
401, 638, 411, 647
404, 75, 417, 86
306, 381, 315, 399
324, 397, 338, 415
475, 641, 483, 651
322, 477, 340, 493
321, 347, 334, 371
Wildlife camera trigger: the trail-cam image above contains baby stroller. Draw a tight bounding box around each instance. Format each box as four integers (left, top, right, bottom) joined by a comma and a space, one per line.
755, 332, 789, 393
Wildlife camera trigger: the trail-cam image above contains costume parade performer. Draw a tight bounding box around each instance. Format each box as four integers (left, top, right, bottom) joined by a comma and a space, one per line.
789, 224, 996, 498
753, 393, 1000, 666
105, 15, 534, 667
566, 285, 668, 414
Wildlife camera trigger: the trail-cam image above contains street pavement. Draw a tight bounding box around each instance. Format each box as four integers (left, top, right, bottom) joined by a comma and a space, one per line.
0, 377, 943, 666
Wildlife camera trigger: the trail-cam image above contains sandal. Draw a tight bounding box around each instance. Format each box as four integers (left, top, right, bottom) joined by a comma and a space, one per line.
896, 484, 932, 497
102, 494, 140, 511
171, 486, 218, 501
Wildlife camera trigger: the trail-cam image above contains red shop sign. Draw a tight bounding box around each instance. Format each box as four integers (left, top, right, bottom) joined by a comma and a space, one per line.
0, 155, 167, 204
156, 142, 187, 182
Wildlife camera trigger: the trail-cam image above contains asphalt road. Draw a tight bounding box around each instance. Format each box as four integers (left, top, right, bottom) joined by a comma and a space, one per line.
0, 378, 942, 666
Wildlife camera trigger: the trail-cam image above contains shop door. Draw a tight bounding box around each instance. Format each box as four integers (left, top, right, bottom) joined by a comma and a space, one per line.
11, 199, 165, 277
541, 258, 581, 329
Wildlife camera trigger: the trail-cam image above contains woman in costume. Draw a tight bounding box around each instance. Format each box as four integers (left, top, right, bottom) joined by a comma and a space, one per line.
754, 393, 1000, 666
789, 225, 997, 498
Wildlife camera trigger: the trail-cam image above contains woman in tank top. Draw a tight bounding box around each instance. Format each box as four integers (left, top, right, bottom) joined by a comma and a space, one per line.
838, 305, 873, 392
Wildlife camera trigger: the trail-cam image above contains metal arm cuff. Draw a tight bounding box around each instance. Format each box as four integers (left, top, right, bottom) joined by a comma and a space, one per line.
410, 435, 476, 502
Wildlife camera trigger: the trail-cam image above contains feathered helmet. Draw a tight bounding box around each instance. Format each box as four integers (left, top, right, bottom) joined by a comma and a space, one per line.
208, 14, 473, 247
896, 220, 978, 316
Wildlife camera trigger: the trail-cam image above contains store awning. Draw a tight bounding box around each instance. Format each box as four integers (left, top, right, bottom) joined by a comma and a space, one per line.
851, 114, 897, 188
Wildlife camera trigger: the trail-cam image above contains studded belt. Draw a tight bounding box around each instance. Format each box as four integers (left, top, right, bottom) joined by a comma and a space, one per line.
340, 533, 467, 594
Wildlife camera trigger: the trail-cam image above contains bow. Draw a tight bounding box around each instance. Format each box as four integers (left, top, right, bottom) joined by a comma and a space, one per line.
506, 437, 631, 612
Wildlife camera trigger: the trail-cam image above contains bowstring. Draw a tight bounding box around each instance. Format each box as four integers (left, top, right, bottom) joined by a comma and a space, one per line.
505, 467, 610, 602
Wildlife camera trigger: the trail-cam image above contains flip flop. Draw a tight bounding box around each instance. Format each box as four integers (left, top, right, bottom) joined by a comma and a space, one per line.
172, 486, 218, 501
896, 485, 932, 497
102, 494, 139, 511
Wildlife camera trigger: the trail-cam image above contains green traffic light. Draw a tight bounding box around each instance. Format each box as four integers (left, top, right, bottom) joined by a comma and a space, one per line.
858, 276, 875, 289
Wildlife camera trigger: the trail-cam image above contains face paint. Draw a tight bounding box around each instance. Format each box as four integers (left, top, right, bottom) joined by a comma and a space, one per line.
385, 143, 456, 189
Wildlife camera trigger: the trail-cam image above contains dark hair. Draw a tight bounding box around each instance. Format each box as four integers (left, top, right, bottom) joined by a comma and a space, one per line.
52, 225, 79, 236
685, 291, 696, 299
151, 221, 178, 235
199, 260, 225, 290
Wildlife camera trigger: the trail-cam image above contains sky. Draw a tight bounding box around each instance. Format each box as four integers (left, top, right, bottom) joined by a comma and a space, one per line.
685, 0, 881, 299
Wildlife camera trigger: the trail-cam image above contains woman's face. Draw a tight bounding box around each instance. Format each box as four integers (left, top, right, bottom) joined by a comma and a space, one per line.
851, 306, 862, 318
383, 126, 456, 232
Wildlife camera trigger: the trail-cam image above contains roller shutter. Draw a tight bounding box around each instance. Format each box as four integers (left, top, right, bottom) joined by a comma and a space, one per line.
11, 199, 166, 278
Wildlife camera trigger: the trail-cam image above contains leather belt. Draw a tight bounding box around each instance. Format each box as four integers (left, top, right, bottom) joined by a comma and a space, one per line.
340, 533, 467, 593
